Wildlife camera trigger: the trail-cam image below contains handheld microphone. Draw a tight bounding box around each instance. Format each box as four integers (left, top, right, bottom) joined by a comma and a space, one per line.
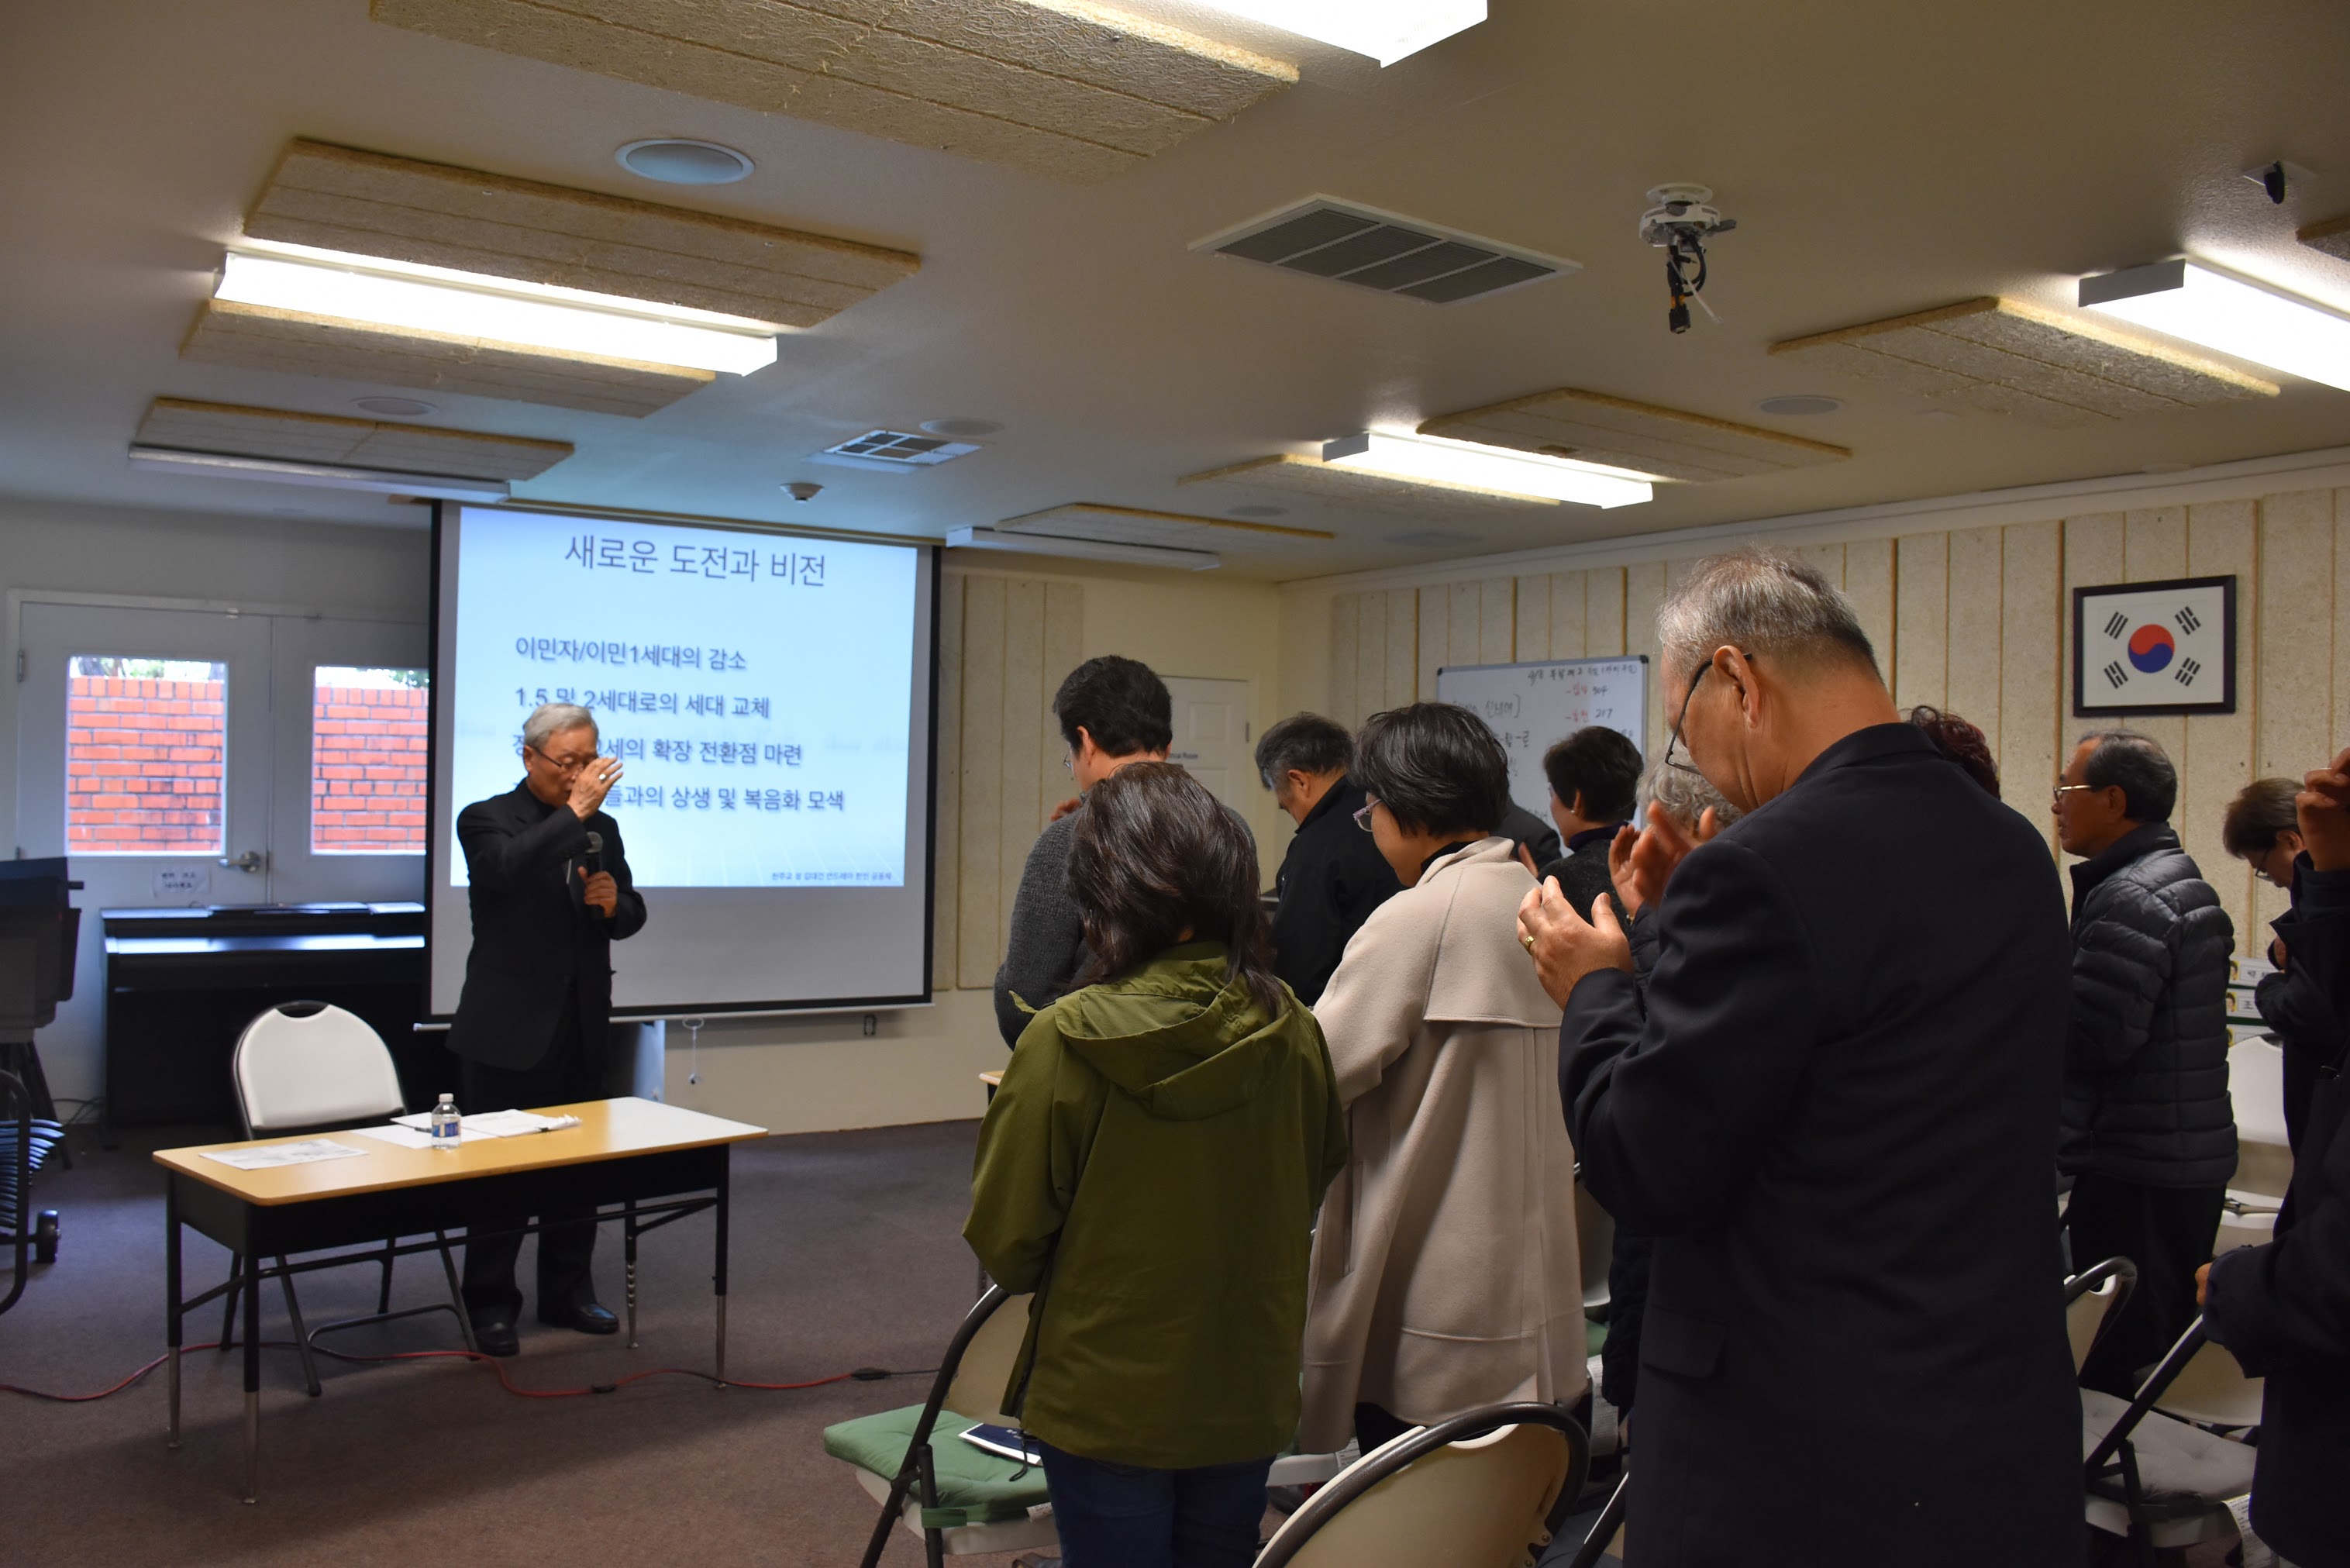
584, 831, 604, 874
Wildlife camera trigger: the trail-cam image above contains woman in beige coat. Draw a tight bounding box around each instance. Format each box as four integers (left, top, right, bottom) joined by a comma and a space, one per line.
1300, 701, 1586, 1456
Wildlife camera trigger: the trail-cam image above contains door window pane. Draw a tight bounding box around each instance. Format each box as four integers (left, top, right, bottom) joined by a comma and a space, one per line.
66, 657, 228, 854
313, 667, 428, 853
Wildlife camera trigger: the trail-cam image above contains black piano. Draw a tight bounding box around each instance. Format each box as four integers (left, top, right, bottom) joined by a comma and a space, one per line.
102, 903, 449, 1138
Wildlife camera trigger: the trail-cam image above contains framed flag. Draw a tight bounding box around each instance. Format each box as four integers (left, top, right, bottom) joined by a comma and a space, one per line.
2072, 575, 2237, 716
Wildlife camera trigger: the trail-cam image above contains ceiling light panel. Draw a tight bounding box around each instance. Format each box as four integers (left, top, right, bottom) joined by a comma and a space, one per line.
948, 526, 1218, 570
126, 447, 512, 503
216, 249, 780, 375
1418, 388, 1849, 482
1771, 296, 2276, 425
1187, 2, 1485, 65
243, 141, 918, 330
1197, 198, 1573, 305
996, 503, 1332, 552
134, 398, 573, 482
370, 1, 1296, 184
2080, 260, 2350, 395
1323, 432, 1653, 508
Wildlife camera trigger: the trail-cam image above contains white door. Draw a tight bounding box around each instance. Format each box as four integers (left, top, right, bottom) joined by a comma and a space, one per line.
268, 614, 429, 904
14, 601, 426, 1105
1164, 675, 1253, 818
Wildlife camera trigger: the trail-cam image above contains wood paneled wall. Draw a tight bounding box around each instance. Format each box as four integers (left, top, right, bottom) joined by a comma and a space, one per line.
1320, 487, 2348, 953
932, 571, 1084, 991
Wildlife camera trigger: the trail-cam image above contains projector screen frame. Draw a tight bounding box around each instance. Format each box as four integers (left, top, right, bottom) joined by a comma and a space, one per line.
422, 500, 942, 1022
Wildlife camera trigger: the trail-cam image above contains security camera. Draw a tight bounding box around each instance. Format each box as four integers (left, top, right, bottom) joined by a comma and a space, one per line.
783, 481, 822, 503
1638, 183, 1737, 334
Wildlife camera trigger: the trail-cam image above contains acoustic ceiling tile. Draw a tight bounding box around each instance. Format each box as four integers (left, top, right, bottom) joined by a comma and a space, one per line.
1418, 388, 1849, 484
2299, 211, 2350, 265
1178, 455, 1563, 517
246, 140, 919, 328
1772, 297, 2275, 426
134, 398, 574, 481
370, 0, 1296, 184
181, 300, 712, 419
996, 502, 1332, 552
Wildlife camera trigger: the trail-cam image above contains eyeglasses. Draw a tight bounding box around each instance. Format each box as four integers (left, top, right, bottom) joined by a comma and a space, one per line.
1661, 663, 1714, 776
1353, 798, 1378, 833
2052, 783, 2097, 802
529, 746, 600, 774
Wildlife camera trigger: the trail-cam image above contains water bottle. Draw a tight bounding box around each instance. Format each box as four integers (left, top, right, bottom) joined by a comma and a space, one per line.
430, 1094, 461, 1149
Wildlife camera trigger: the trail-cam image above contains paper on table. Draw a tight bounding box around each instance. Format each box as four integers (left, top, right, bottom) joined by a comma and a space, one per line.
388, 1108, 584, 1138
347, 1123, 498, 1149
202, 1139, 368, 1170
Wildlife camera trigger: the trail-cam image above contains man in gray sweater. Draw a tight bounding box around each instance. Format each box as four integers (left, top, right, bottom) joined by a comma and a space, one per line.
992, 656, 1173, 1046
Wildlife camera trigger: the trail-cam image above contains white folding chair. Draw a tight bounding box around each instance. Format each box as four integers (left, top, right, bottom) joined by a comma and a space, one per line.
1256, 1403, 1590, 1568
2082, 1318, 2256, 1561
219, 1002, 473, 1394
2064, 1256, 2139, 1375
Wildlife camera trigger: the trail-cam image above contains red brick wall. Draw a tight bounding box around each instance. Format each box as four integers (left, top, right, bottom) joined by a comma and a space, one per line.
313, 683, 427, 852
66, 676, 227, 852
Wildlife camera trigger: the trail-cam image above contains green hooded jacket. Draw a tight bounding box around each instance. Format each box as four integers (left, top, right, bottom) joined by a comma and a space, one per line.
964, 942, 1349, 1470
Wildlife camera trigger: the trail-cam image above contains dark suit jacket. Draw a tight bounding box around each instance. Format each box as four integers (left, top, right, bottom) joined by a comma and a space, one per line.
449, 782, 646, 1072
2205, 867, 2350, 1568
1269, 777, 1401, 1005
1535, 825, 1627, 923
2257, 855, 2336, 1153
1561, 724, 2080, 1567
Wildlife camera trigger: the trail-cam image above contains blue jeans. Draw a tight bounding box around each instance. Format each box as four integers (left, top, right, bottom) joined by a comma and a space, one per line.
1036, 1440, 1272, 1568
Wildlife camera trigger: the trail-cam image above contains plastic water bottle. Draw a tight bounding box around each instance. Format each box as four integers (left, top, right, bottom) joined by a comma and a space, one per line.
430, 1094, 461, 1149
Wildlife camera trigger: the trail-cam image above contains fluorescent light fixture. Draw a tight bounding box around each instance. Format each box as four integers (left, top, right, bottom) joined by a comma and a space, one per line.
215, 242, 781, 376
1191, 1, 1484, 65
1321, 431, 1656, 508
128, 446, 511, 503
2080, 259, 2350, 394
947, 526, 1219, 572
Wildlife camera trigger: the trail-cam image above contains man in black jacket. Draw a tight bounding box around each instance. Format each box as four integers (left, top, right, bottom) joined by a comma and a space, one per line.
2200, 749, 2350, 1568
2054, 730, 2235, 1396
1531, 726, 1642, 921
2228, 776, 2332, 1149
1517, 549, 2080, 1568
450, 702, 648, 1356
1256, 713, 1400, 1005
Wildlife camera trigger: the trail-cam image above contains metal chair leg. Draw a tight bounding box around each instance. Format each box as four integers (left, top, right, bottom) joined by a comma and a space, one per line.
219, 1256, 241, 1352
376, 1237, 396, 1315
435, 1232, 479, 1354
276, 1257, 323, 1397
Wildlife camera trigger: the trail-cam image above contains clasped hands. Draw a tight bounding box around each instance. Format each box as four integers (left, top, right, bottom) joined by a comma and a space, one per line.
1515, 802, 1725, 1007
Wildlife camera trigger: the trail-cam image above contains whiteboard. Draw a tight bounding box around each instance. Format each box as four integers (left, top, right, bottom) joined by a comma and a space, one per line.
1435, 656, 1649, 820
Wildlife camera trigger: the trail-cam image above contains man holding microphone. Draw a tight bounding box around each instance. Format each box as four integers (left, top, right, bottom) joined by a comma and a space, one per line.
449, 702, 646, 1356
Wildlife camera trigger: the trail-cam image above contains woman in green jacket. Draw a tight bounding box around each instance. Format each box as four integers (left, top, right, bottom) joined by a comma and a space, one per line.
966, 761, 1348, 1568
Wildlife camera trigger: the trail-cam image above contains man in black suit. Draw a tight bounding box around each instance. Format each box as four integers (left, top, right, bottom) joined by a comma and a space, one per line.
1517, 549, 2080, 1567
1255, 713, 1401, 1005
450, 702, 647, 1356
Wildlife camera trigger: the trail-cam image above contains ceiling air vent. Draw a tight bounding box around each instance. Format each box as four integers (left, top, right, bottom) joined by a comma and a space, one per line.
1195, 198, 1576, 305
808, 429, 981, 474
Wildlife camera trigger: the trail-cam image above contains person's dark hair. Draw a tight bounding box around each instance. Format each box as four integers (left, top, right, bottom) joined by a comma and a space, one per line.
2223, 777, 2302, 857
2078, 729, 2177, 822
1053, 656, 1172, 757
1255, 713, 1353, 791
1352, 703, 1511, 837
1910, 706, 2000, 798
1541, 727, 1642, 822
1067, 762, 1284, 1017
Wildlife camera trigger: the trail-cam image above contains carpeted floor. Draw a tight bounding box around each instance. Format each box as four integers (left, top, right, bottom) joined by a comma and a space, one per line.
0, 1116, 1033, 1568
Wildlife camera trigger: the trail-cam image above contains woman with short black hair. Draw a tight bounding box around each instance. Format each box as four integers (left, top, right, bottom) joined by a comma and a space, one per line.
966, 763, 1346, 1568
1299, 702, 1586, 1457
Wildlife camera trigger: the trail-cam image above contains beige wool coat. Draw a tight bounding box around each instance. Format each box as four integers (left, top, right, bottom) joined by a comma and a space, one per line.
1298, 836, 1587, 1452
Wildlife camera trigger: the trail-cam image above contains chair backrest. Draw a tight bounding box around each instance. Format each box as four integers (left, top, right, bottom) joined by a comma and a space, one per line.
233, 1002, 405, 1135
2152, 1339, 2264, 1430
1573, 1179, 1614, 1310
1257, 1404, 1587, 1568
2062, 1257, 2139, 1377
944, 1291, 1033, 1423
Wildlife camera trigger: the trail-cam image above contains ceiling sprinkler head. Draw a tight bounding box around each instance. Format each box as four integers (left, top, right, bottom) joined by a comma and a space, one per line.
783, 481, 822, 503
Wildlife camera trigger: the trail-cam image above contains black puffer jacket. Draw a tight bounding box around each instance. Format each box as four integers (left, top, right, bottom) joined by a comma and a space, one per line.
2062, 822, 2237, 1187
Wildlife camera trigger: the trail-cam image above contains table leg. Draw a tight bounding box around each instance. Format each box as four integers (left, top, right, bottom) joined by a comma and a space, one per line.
241, 1256, 260, 1503
624, 1198, 639, 1351
713, 1153, 730, 1388
165, 1180, 182, 1450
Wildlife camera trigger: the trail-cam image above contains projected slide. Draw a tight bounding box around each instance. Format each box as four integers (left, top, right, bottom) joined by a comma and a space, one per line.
447, 509, 915, 888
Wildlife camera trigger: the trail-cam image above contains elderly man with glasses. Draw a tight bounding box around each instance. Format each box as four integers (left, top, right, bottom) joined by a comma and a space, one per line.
1514, 549, 2081, 1568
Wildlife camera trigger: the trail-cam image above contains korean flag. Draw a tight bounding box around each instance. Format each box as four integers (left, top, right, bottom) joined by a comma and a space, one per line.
2078, 577, 2233, 714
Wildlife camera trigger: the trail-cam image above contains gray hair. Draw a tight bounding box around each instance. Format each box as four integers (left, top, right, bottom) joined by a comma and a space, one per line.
521, 701, 598, 753
1656, 547, 1880, 684
1254, 712, 1353, 789
1643, 763, 1743, 836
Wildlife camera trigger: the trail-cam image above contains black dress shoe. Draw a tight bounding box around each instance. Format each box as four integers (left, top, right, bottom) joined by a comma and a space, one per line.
471, 1316, 520, 1357
538, 1300, 619, 1335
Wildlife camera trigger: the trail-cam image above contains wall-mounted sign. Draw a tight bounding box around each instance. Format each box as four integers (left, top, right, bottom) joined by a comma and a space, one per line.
2071, 575, 2237, 717
153, 866, 209, 898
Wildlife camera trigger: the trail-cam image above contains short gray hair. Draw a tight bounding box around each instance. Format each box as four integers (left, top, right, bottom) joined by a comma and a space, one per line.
1643, 763, 1743, 836
522, 701, 598, 753
1656, 547, 1879, 684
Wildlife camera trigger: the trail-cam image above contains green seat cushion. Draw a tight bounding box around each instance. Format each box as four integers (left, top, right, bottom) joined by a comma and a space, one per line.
1587, 1318, 1609, 1358
823, 1407, 1053, 1530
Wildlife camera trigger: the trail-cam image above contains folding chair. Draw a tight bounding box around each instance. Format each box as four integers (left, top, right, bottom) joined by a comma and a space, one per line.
2063, 1256, 2139, 1375
1256, 1402, 1591, 1568
2081, 1317, 2257, 1564
218, 1001, 474, 1394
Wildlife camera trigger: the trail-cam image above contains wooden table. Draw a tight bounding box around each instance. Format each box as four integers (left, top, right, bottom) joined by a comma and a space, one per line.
154, 1096, 765, 1501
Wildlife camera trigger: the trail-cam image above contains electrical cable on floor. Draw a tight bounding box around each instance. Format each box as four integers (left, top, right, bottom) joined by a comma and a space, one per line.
2, 1339, 936, 1404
